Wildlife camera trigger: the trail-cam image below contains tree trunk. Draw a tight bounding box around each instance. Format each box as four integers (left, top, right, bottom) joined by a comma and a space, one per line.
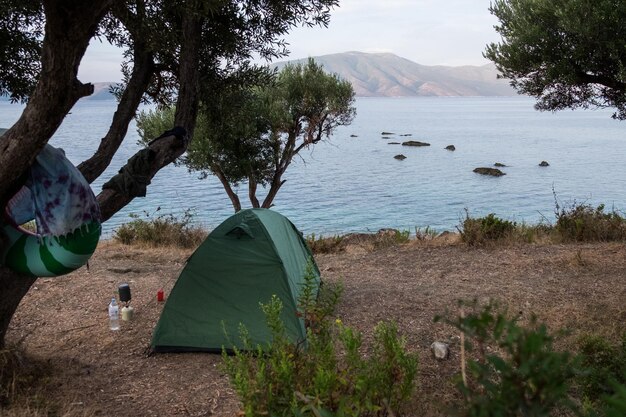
0, 0, 113, 349
77, 47, 154, 183
0, 0, 113, 207
0, 267, 36, 349
97, 2, 203, 221
213, 167, 241, 212
261, 176, 286, 209
248, 175, 260, 208
262, 147, 293, 209
173, 9, 202, 139
0, 0, 207, 350
97, 131, 192, 221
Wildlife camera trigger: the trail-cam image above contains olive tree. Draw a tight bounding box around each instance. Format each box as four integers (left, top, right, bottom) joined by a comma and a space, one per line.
138, 59, 356, 212
485, 0, 626, 119
0, 0, 339, 349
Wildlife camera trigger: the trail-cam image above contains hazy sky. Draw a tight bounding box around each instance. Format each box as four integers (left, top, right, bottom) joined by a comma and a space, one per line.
78, 0, 501, 82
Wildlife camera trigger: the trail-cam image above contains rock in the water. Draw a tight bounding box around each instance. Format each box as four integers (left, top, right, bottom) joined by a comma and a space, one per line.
431, 342, 450, 360
539, 160, 550, 167
473, 167, 506, 176
382, 136, 391, 139
381, 131, 394, 135
494, 162, 507, 167
402, 140, 430, 147
445, 145, 455, 151
400, 133, 412, 136
350, 134, 358, 138
394, 154, 407, 160
388, 142, 401, 145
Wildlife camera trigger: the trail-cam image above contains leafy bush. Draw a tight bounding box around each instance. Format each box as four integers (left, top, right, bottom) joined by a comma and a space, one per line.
306, 229, 412, 254
602, 382, 626, 417
458, 212, 517, 246
554, 201, 626, 242
392, 229, 411, 244
414, 226, 438, 241
306, 233, 344, 254
457, 198, 626, 246
437, 300, 580, 417
223, 260, 418, 417
372, 228, 411, 249
113, 208, 206, 248
578, 334, 626, 403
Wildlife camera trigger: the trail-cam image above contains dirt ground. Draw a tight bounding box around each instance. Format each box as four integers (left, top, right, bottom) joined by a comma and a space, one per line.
5, 237, 626, 416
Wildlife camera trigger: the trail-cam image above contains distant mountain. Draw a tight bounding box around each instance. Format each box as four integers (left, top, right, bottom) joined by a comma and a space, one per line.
1, 82, 118, 102
273, 51, 515, 97
2, 53, 514, 100
84, 82, 118, 100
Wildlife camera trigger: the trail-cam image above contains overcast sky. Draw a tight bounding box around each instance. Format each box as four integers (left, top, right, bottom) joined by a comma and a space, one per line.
78, 0, 501, 82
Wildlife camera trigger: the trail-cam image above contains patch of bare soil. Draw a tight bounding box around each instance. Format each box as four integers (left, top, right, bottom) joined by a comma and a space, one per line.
6, 238, 626, 416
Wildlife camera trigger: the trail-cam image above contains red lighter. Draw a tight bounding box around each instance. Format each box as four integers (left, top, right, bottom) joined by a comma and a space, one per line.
157, 288, 164, 302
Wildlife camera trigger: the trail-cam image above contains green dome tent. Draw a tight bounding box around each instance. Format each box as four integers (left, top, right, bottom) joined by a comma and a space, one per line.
151, 208, 320, 353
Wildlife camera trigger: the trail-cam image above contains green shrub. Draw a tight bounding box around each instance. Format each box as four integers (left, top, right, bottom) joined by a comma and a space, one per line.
554, 201, 626, 242
306, 229, 412, 254
392, 229, 411, 244
113, 208, 206, 248
602, 382, 626, 417
306, 233, 344, 254
578, 334, 626, 403
372, 229, 411, 249
458, 212, 517, 246
415, 226, 438, 241
223, 260, 418, 417
456, 199, 626, 246
437, 300, 580, 417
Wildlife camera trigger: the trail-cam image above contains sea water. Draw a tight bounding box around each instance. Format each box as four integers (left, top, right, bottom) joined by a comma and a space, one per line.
2, 96, 626, 237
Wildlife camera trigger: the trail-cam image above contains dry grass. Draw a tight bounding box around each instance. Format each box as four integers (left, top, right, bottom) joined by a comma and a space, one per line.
113, 211, 207, 249
458, 204, 626, 247
5, 236, 626, 416
307, 228, 412, 254
0, 347, 98, 417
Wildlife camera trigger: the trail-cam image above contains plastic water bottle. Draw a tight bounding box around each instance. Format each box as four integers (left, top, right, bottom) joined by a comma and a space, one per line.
108, 298, 120, 331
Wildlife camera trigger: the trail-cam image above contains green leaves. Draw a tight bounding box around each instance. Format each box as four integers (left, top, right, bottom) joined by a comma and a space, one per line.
458, 212, 517, 246
578, 333, 626, 404
137, 58, 355, 211
223, 267, 417, 417
273, 58, 356, 141
486, 0, 626, 119
438, 300, 580, 417
0, 0, 43, 102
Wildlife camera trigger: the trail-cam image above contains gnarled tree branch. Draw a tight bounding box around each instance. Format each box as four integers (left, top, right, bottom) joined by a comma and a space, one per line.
0, 0, 113, 206
77, 47, 154, 183
96, 131, 188, 221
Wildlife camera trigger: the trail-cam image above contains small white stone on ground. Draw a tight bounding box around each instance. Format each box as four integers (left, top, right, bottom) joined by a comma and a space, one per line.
430, 341, 450, 360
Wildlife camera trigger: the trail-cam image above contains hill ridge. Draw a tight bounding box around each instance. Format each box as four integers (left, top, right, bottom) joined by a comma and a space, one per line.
0, 52, 514, 101
273, 51, 515, 97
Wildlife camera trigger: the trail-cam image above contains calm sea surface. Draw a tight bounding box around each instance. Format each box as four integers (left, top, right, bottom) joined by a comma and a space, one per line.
2, 97, 626, 237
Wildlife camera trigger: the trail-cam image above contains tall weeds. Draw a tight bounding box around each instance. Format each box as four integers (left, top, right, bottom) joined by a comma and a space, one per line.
113, 208, 206, 248
459, 199, 626, 246
223, 260, 418, 416
433, 300, 626, 417
554, 201, 626, 242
